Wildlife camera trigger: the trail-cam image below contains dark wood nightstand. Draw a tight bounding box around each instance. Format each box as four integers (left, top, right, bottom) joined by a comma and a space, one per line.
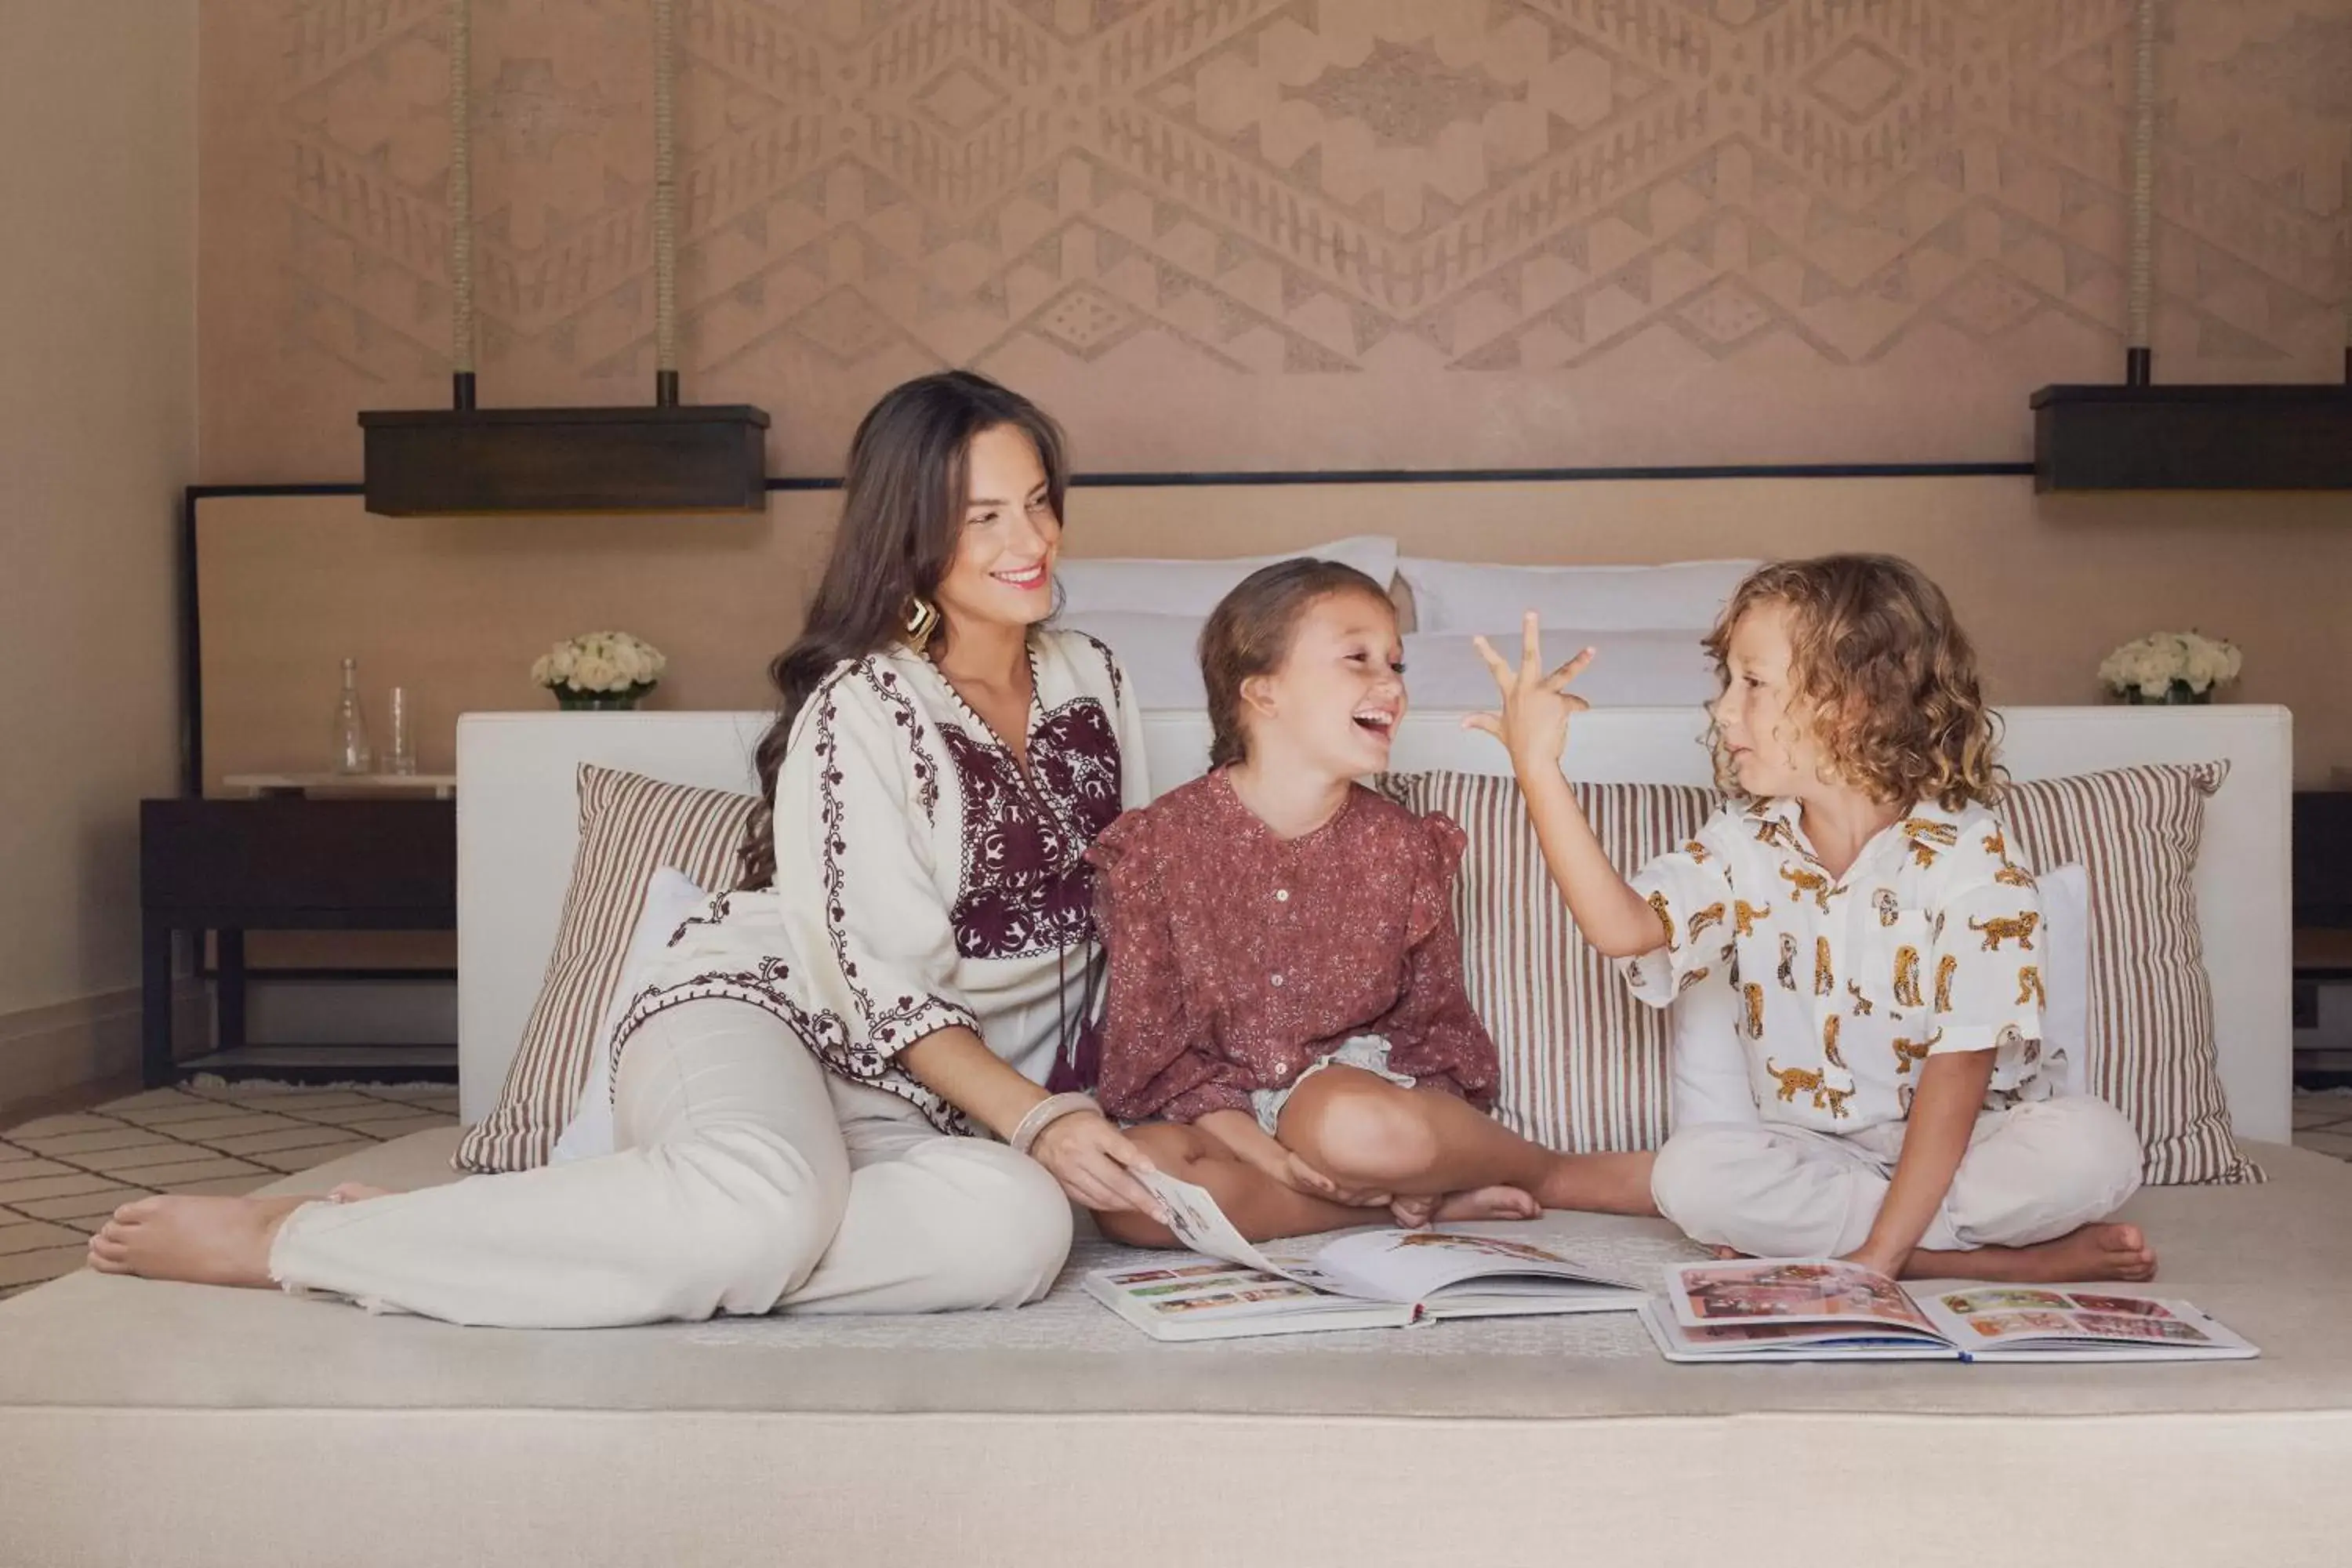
2294, 791, 2352, 937
2293, 790, 2352, 1087
140, 797, 458, 1086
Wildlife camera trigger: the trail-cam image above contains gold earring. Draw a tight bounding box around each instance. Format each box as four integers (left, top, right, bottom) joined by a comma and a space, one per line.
903, 595, 941, 652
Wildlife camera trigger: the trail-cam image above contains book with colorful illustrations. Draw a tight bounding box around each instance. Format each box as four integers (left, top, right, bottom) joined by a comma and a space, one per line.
1639, 1258, 2258, 1364
1083, 1170, 1651, 1342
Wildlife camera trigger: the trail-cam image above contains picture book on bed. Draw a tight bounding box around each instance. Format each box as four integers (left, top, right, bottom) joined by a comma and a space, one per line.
1639, 1258, 2259, 1364
1084, 1170, 1648, 1342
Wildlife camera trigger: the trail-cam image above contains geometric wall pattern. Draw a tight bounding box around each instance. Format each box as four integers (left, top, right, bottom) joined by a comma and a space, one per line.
208, 0, 2347, 476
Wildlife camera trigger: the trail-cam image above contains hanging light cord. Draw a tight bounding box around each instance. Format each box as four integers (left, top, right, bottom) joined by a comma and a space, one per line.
448, 0, 476, 408
653, 0, 679, 406
2125, 0, 2157, 385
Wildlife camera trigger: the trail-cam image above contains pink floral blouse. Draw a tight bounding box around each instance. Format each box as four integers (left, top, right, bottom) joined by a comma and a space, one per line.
1087, 771, 1499, 1124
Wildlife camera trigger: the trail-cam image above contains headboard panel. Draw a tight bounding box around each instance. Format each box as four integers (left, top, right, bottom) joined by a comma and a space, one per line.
457, 703, 2291, 1143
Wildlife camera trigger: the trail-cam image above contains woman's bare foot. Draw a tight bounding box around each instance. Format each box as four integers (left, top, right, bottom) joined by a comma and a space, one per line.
1907, 1222, 2157, 1285
326, 1183, 394, 1204
85, 1194, 314, 1289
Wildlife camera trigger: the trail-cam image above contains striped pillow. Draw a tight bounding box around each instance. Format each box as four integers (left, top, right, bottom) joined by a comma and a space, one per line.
455, 765, 756, 1174
1380, 773, 1715, 1153
2000, 763, 2256, 1185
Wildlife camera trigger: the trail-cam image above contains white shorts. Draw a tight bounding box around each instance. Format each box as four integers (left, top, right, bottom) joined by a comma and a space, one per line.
1250, 1034, 1417, 1137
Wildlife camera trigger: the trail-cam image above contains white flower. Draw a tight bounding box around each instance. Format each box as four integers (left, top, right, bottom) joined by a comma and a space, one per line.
529, 632, 666, 693
2098, 630, 2239, 698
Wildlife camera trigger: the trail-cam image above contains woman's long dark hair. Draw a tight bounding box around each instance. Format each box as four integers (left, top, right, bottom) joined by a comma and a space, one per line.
737, 370, 1069, 889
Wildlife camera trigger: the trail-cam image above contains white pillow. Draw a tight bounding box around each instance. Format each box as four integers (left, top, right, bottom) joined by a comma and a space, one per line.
550, 866, 710, 1164
1402, 629, 1715, 710
1668, 861, 2093, 1126
1670, 975, 1755, 1128
1054, 611, 1207, 710
1057, 535, 1399, 617
1399, 557, 1759, 634
2038, 862, 2092, 1098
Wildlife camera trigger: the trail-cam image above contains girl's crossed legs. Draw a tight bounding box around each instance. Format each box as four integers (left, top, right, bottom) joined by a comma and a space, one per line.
89, 1000, 1072, 1326
1098, 1065, 1657, 1247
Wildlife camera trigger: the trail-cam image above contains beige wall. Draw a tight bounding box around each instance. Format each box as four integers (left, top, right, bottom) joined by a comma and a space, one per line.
198, 477, 2352, 792
0, 2, 199, 1106
198, 0, 2348, 481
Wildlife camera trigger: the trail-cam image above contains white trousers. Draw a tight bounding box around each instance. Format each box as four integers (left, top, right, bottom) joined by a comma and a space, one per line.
268, 1000, 1074, 1327
1650, 1096, 2143, 1259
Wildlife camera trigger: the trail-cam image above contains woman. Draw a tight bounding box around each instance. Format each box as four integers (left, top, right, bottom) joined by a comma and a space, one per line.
90, 371, 1166, 1326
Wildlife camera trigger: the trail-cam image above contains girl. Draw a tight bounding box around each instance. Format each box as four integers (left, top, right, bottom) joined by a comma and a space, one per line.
1089, 559, 1657, 1247
91, 371, 1170, 1323
1469, 553, 2154, 1283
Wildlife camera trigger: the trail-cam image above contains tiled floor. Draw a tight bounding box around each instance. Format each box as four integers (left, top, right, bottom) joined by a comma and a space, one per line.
0, 1080, 456, 1300
4, 1084, 2350, 1301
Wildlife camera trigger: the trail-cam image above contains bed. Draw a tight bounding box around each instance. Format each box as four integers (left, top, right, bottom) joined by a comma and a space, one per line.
3, 703, 2343, 1568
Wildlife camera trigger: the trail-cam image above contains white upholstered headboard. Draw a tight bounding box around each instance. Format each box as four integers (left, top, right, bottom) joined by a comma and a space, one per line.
456, 705, 2293, 1142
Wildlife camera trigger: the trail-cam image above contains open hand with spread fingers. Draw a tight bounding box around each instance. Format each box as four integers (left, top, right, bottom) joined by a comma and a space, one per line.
1463, 612, 1595, 778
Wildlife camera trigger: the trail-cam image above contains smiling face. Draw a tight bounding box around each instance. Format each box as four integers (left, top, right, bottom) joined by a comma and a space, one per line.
1240, 588, 1407, 779
929, 422, 1061, 641
1709, 597, 1827, 800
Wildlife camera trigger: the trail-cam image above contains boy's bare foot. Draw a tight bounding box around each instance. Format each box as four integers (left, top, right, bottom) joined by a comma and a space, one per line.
1908, 1222, 2157, 1285
85, 1194, 314, 1289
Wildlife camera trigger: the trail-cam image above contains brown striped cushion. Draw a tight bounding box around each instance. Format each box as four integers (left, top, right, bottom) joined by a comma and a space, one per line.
2000, 763, 2256, 1185
456, 765, 756, 1174
1379, 773, 1715, 1153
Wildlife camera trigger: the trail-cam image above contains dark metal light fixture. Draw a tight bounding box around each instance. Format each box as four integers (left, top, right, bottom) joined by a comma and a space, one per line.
2030, 0, 2351, 492
360, 0, 768, 515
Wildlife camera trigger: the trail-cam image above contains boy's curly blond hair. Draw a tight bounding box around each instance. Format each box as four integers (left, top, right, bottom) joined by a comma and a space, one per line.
1703, 554, 2004, 809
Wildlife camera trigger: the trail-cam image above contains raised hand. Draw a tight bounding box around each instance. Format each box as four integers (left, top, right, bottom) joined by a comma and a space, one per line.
1463, 611, 1594, 778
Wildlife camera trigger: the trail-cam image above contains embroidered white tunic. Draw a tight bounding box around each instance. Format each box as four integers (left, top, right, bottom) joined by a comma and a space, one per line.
612, 630, 1149, 1135
1622, 797, 2053, 1134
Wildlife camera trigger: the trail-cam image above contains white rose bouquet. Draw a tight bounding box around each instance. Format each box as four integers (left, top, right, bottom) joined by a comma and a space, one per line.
530, 631, 668, 710
2096, 631, 2241, 706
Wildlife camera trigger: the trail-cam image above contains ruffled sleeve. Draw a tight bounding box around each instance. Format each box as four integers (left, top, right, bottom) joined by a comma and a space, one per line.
1377, 811, 1499, 1107
1617, 808, 1740, 1008
1087, 808, 1254, 1123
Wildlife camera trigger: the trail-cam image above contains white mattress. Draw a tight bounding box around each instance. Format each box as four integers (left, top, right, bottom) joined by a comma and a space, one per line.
5, 1130, 2350, 1567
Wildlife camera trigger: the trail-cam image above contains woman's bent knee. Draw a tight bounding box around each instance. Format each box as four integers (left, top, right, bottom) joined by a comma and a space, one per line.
916, 1141, 1075, 1308
661, 1127, 841, 1314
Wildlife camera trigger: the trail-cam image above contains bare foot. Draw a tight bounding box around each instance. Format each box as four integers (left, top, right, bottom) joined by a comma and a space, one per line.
1907, 1222, 2157, 1285
1388, 1194, 1440, 1229
1712, 1244, 1749, 1261
327, 1183, 394, 1204
86, 1194, 314, 1289
1428, 1185, 1542, 1223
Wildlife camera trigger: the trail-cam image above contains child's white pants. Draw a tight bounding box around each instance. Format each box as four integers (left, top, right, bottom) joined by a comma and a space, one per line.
1650, 1096, 2143, 1258
267, 1000, 1073, 1326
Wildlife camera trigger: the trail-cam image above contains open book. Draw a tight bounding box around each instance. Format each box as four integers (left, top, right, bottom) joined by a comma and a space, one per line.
1640, 1258, 2258, 1364
1083, 1169, 1646, 1342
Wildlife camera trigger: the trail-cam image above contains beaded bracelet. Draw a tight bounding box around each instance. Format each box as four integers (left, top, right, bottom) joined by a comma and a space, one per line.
1010, 1091, 1100, 1156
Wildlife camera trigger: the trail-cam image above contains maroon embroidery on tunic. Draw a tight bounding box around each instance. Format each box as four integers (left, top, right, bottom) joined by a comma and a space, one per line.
862, 665, 939, 823
942, 696, 1123, 962
608, 958, 975, 1136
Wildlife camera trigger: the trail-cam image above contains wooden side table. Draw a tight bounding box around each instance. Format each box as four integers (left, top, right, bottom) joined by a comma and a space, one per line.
140, 797, 458, 1086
